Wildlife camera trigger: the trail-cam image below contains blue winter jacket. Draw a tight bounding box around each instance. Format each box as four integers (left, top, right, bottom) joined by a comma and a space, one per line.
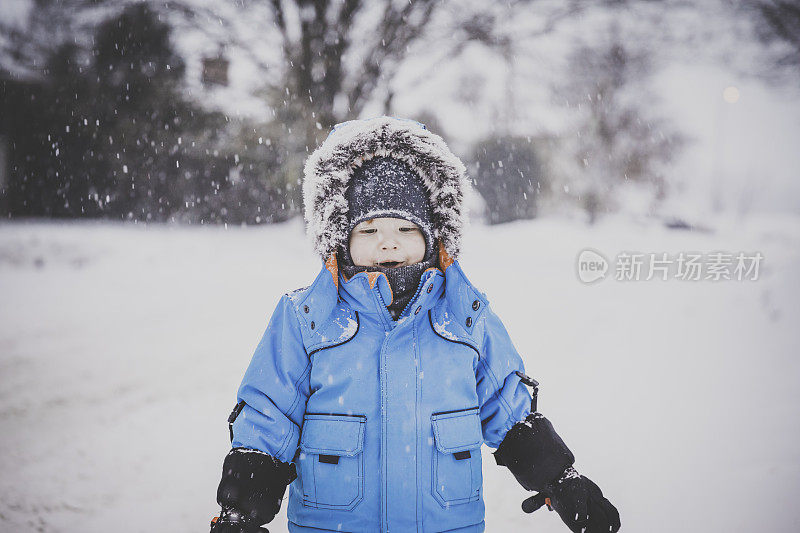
231, 254, 532, 532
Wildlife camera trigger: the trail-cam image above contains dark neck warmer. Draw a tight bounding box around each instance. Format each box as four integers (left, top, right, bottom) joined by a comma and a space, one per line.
340, 254, 438, 320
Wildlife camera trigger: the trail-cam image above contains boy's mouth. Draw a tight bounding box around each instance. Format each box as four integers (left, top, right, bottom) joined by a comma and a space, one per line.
378, 260, 403, 268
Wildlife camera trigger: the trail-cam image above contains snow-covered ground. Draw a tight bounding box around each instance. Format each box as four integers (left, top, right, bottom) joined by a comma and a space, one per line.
1, 215, 799, 532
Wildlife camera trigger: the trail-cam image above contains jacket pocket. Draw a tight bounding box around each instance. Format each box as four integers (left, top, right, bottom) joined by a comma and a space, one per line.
431, 407, 483, 507
299, 413, 366, 510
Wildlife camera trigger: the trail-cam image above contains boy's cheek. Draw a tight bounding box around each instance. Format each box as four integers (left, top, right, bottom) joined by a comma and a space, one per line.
349, 239, 374, 265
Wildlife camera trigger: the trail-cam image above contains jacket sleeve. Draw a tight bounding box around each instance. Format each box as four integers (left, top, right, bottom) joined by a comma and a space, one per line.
476, 305, 532, 449
231, 294, 311, 464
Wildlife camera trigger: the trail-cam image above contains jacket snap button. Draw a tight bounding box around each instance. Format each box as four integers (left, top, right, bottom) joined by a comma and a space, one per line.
310, 321, 315, 330
415, 306, 421, 315
472, 300, 480, 311
426, 285, 433, 293
465, 317, 472, 327
303, 305, 310, 313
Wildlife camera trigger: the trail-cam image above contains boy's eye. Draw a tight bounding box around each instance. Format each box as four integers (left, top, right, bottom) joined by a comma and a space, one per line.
360, 228, 377, 234
399, 227, 418, 232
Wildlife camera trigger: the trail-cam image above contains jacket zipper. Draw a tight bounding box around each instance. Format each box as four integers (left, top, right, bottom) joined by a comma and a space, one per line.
373, 282, 395, 330
371, 274, 430, 532
373, 282, 392, 532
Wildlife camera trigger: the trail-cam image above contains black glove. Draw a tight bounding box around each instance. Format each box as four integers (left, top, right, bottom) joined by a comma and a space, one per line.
522, 466, 621, 533
210, 448, 296, 533
494, 413, 620, 533
210, 507, 270, 533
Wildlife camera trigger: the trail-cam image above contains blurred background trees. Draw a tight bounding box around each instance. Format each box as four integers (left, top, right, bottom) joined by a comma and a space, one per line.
1, 2, 234, 222
0, 0, 797, 225
748, 0, 800, 77
552, 23, 684, 223
469, 135, 548, 225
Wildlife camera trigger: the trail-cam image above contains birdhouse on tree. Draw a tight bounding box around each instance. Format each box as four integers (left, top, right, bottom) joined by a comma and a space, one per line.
202, 49, 229, 87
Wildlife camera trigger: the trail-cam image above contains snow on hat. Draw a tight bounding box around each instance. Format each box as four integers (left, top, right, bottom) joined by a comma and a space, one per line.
341, 156, 434, 264
302, 116, 468, 262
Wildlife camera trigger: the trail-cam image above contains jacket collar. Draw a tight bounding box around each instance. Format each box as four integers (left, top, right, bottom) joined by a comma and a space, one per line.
290, 242, 488, 342
338, 265, 444, 326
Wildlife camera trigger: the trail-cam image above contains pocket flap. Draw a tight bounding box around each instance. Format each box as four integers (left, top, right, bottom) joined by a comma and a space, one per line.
431, 408, 482, 454
300, 414, 366, 456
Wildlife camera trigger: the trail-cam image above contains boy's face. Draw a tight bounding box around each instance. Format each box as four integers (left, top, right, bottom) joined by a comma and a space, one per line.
348, 217, 426, 268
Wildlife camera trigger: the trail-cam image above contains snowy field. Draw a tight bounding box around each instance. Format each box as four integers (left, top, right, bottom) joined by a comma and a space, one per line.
1, 215, 799, 533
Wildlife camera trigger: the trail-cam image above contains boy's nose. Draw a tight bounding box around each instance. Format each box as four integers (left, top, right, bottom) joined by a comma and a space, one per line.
379, 237, 398, 249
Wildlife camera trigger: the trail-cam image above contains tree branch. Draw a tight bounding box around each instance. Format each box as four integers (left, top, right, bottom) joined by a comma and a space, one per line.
348, 0, 437, 115
269, 0, 292, 60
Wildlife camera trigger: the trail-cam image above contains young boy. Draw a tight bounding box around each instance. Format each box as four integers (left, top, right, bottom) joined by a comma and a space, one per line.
210, 117, 620, 533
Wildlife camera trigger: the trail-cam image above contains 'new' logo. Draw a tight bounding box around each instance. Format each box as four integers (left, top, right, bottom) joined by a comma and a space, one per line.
577, 249, 608, 284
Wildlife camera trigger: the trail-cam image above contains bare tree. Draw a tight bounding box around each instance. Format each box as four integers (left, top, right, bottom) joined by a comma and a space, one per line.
164, 1, 611, 148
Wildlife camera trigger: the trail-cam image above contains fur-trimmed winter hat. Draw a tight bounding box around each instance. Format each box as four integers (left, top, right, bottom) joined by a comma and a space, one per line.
302, 116, 468, 263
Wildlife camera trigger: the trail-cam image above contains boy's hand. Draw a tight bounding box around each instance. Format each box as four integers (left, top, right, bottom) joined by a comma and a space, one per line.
210, 509, 269, 533
521, 467, 620, 533
211, 447, 295, 533
494, 412, 620, 532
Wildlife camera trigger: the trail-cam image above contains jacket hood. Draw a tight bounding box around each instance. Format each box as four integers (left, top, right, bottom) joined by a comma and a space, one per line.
302, 116, 469, 262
